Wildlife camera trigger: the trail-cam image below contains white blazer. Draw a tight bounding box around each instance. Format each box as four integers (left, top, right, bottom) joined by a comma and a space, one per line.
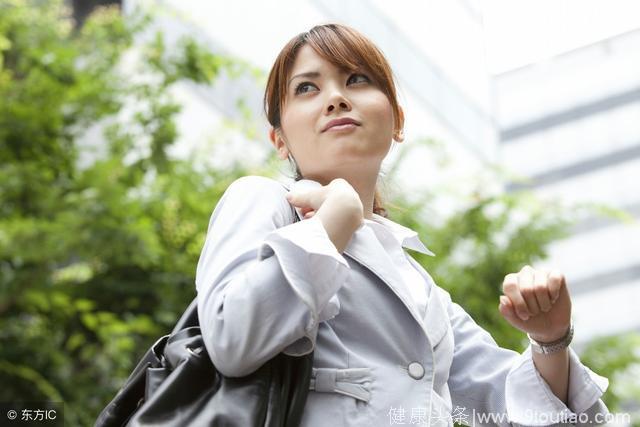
195, 175, 610, 427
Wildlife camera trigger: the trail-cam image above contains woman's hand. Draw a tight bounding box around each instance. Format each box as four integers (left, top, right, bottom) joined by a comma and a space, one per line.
286, 178, 363, 253
286, 178, 362, 219
498, 265, 572, 342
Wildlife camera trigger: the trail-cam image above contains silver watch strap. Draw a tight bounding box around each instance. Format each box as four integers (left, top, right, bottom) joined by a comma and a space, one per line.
528, 322, 574, 355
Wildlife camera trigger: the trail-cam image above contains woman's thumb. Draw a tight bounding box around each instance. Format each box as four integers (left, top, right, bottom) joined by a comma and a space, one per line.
286, 191, 304, 205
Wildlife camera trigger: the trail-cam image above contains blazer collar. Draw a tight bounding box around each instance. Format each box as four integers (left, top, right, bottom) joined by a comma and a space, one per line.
285, 179, 435, 256
366, 213, 435, 256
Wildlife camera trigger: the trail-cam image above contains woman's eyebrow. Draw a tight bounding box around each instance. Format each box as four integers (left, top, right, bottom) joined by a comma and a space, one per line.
288, 71, 321, 87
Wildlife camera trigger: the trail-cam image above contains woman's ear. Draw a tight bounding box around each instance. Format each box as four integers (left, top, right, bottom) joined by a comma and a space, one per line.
269, 127, 289, 160
393, 106, 405, 143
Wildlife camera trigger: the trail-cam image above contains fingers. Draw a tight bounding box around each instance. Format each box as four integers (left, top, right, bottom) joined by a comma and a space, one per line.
502, 266, 565, 321
548, 270, 565, 302
286, 187, 326, 211
519, 266, 541, 317
502, 273, 530, 321
287, 178, 363, 226
534, 269, 552, 312
498, 295, 518, 322
285, 190, 308, 207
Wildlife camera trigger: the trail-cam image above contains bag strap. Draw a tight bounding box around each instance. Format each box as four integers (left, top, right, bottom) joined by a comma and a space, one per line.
171, 297, 199, 333
281, 181, 302, 223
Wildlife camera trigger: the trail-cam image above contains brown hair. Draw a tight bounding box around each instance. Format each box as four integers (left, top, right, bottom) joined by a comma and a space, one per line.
263, 23, 403, 218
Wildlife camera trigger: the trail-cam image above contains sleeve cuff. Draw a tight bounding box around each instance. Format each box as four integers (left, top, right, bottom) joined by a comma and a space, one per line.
258, 215, 349, 355
505, 346, 610, 426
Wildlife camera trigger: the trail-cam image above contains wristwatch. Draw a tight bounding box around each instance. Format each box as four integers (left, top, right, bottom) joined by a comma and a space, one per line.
528, 322, 574, 354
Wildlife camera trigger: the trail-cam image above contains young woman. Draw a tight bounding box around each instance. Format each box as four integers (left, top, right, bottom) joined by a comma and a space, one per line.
195, 24, 610, 426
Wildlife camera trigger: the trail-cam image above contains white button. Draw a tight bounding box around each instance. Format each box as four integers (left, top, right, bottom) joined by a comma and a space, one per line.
408, 362, 425, 380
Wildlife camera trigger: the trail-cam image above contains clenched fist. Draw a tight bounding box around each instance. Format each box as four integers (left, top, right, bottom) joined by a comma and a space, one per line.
498, 265, 572, 343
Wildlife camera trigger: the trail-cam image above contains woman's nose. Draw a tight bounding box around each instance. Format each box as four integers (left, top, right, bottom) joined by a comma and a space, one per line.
326, 90, 351, 113
327, 101, 349, 112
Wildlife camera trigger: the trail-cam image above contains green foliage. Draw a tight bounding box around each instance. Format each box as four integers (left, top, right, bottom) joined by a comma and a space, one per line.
580, 333, 640, 424
0, 0, 257, 424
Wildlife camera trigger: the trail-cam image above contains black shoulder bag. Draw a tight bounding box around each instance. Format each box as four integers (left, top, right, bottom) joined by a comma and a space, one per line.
95, 189, 312, 426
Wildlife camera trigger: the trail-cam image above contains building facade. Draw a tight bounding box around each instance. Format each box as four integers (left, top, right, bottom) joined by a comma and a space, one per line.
494, 29, 640, 345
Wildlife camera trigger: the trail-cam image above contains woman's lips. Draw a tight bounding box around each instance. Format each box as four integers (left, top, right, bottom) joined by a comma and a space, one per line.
325, 123, 358, 132
322, 117, 361, 132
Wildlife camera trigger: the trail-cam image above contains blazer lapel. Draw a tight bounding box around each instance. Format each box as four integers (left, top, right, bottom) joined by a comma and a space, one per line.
343, 225, 426, 331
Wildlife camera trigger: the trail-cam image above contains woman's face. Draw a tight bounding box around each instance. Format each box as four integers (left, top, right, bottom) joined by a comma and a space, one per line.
271, 44, 399, 184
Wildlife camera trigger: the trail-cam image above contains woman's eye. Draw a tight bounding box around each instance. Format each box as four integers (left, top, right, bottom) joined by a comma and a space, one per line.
348, 73, 370, 84
293, 74, 369, 95
294, 82, 317, 95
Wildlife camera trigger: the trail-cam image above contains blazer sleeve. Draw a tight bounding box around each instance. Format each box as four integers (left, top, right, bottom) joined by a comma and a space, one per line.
438, 287, 611, 426
195, 175, 350, 377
